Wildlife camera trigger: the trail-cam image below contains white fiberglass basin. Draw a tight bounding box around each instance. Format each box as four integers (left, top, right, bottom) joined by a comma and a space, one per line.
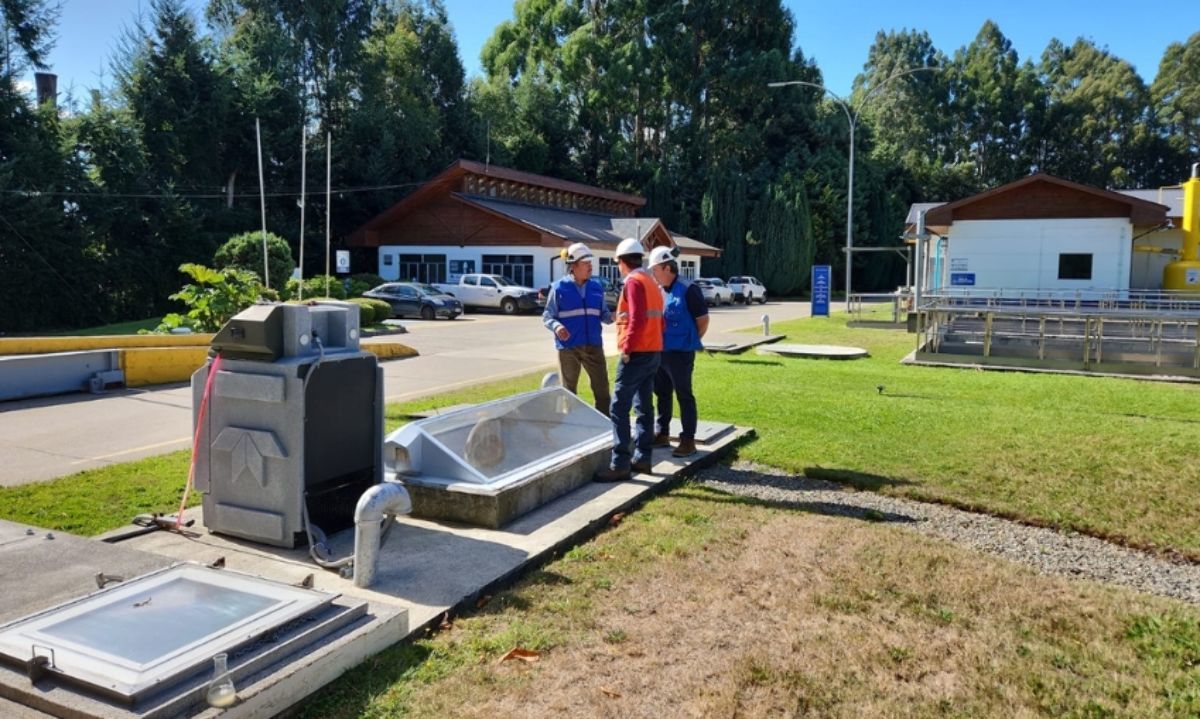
384, 387, 611, 490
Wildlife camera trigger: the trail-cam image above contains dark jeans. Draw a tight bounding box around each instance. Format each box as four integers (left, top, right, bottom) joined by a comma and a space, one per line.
609, 351, 661, 470
654, 351, 697, 439
558, 344, 611, 415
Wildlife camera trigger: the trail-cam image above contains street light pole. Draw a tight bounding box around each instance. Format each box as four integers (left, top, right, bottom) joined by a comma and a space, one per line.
769, 67, 934, 312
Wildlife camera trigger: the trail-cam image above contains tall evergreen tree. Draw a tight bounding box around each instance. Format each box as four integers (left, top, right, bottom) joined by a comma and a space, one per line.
1151, 32, 1200, 174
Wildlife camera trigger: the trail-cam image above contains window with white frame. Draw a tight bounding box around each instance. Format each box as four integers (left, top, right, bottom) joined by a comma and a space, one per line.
482, 254, 534, 287
598, 257, 620, 282
679, 260, 697, 279
398, 254, 446, 284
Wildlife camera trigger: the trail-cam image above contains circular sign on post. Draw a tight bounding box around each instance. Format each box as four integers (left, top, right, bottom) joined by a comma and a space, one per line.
335, 250, 351, 274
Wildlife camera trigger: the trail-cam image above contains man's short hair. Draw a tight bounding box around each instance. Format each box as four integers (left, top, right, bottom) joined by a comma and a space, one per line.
621, 255, 643, 269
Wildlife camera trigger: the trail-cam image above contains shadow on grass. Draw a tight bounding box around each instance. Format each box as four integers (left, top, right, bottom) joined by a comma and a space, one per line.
804, 467, 916, 491
680, 466, 918, 525
725, 358, 783, 366
298, 641, 434, 719
876, 392, 943, 401
678, 482, 917, 525
1105, 411, 1200, 425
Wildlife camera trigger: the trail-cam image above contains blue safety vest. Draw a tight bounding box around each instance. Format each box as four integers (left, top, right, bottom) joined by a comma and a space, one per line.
662, 279, 702, 352
552, 276, 605, 350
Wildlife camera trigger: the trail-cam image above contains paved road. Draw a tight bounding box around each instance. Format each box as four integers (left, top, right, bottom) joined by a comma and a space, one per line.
0, 300, 812, 486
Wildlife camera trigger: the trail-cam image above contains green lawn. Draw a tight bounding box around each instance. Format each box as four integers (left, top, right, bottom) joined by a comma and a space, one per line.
692, 311, 1200, 558
46, 317, 163, 336
2, 308, 1198, 558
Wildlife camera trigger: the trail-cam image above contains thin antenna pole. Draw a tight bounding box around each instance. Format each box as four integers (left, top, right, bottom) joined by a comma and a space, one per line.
325, 131, 332, 299
298, 124, 307, 300
255, 118, 270, 289
485, 119, 490, 170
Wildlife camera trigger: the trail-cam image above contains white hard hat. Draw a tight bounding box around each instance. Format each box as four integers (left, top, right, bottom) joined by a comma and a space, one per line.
562, 242, 593, 264
615, 237, 644, 259
648, 246, 676, 268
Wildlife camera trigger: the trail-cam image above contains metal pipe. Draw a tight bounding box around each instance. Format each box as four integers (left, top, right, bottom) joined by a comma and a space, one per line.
352, 481, 412, 588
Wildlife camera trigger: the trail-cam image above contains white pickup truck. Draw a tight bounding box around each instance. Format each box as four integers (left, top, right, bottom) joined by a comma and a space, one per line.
433, 274, 545, 314
727, 276, 768, 304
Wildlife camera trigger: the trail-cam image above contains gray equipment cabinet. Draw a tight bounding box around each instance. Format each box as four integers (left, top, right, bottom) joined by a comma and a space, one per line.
191, 302, 384, 548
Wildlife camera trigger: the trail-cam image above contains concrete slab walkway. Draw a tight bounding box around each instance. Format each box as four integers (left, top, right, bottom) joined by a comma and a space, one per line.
0, 425, 749, 718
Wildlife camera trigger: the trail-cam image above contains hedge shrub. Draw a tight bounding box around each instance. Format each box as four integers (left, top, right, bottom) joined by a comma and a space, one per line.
286, 275, 347, 300
346, 298, 375, 324
363, 298, 392, 322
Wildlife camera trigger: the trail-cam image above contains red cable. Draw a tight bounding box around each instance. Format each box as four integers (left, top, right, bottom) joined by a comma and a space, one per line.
176, 354, 222, 529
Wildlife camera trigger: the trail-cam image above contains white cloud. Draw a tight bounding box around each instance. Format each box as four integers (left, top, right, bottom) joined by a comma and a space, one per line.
15, 79, 35, 96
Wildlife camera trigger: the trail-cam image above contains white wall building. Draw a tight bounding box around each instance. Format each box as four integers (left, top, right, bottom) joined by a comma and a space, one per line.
349, 159, 720, 290
906, 174, 1175, 296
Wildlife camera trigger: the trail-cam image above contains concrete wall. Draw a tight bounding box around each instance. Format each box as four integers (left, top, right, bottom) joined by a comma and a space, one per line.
946, 218, 1132, 292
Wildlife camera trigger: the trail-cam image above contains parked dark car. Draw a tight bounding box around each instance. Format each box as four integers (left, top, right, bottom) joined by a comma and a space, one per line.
363, 282, 463, 320
539, 276, 621, 311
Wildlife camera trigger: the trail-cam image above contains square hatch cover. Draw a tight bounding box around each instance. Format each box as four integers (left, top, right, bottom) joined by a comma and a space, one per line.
0, 563, 334, 703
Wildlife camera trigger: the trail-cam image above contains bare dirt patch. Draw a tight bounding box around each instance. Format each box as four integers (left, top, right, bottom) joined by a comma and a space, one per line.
308, 487, 1200, 718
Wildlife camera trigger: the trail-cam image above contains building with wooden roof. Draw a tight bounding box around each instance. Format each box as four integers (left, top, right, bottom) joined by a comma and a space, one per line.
347, 159, 720, 288
903, 173, 1175, 293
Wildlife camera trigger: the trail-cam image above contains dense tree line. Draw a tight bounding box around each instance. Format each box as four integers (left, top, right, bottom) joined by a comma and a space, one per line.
1, 0, 1196, 331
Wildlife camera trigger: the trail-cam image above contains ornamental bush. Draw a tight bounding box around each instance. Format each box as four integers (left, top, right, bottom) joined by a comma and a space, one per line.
154, 263, 264, 333
214, 232, 295, 291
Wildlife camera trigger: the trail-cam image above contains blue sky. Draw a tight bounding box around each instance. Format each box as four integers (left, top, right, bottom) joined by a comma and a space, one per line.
22, 0, 1193, 102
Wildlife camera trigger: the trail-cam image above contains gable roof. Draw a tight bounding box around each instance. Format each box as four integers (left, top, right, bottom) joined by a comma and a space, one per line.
923, 173, 1168, 227
456, 195, 721, 257
348, 159, 646, 245
1116, 189, 1184, 218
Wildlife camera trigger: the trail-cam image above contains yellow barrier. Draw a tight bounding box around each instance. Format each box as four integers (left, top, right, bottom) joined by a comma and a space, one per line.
119, 347, 211, 387
115, 342, 418, 388
0, 334, 215, 356
365, 343, 420, 361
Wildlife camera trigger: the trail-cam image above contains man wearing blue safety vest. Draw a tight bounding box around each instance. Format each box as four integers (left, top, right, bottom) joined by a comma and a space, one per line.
648, 245, 709, 457
542, 242, 613, 414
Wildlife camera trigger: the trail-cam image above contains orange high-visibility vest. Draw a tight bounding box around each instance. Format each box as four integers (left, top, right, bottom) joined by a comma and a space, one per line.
617, 268, 664, 353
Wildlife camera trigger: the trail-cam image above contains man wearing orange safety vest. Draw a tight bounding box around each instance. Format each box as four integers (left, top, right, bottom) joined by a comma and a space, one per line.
595, 238, 664, 482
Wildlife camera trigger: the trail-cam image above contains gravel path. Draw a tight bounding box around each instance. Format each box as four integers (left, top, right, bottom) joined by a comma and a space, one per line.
697, 462, 1200, 606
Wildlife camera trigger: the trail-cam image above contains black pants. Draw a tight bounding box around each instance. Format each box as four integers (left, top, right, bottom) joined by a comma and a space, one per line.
654, 350, 697, 439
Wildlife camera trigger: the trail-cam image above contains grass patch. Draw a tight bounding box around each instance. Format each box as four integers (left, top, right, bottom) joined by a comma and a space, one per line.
0, 451, 193, 535
691, 309, 1200, 557
301, 486, 1200, 718
46, 317, 163, 336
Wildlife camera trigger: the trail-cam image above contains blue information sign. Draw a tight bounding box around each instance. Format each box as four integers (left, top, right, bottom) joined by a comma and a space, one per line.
950, 272, 976, 286
811, 265, 831, 317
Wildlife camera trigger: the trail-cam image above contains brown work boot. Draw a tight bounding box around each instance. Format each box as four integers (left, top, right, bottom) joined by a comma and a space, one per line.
594, 466, 632, 483
631, 459, 653, 474
672, 438, 697, 457
652, 432, 671, 447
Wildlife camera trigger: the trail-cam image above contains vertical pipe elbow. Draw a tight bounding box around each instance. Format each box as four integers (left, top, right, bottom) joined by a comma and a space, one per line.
352, 482, 411, 588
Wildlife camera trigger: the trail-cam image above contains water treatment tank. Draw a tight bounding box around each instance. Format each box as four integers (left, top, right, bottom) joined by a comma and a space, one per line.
1163, 164, 1200, 291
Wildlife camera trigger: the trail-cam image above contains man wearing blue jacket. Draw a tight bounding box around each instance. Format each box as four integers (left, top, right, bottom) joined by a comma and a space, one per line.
647, 246, 709, 457
543, 242, 613, 413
